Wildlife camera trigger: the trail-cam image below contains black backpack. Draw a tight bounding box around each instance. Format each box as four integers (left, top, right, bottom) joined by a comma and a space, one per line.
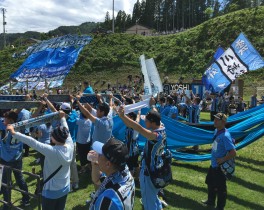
149, 148, 173, 189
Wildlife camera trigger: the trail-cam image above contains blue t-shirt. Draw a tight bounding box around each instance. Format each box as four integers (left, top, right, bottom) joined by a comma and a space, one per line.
250, 96, 257, 107
211, 129, 235, 168
83, 86, 94, 94
188, 104, 200, 123
37, 124, 52, 144
0, 132, 23, 162
76, 118, 92, 144
157, 104, 167, 114
18, 109, 31, 134
66, 110, 79, 143
92, 117, 113, 144
211, 98, 218, 112
162, 105, 178, 120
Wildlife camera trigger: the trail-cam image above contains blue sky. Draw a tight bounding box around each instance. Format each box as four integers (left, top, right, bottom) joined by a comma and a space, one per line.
0, 0, 135, 33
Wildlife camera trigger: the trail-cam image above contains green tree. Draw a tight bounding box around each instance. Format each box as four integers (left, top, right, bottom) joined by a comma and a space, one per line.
132, 0, 142, 24
104, 11, 111, 30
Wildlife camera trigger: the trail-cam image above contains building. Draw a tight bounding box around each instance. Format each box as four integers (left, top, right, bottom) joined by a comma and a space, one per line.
125, 24, 153, 35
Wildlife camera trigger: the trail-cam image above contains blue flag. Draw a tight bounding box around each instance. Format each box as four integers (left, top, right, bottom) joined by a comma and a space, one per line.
203, 33, 264, 93
11, 35, 92, 88
202, 47, 225, 92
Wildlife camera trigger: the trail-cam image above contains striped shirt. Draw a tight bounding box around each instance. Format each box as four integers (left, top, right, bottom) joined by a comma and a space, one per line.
90, 167, 135, 210
125, 127, 139, 157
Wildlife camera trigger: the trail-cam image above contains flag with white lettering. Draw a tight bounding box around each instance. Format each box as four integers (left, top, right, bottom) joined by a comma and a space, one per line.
202, 47, 225, 92
203, 33, 264, 92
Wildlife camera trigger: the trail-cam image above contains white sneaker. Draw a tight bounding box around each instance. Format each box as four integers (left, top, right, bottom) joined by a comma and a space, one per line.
90, 191, 96, 199
35, 158, 40, 164
160, 199, 169, 207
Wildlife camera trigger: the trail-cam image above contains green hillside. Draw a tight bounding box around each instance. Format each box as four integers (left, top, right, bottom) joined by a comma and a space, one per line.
0, 7, 264, 94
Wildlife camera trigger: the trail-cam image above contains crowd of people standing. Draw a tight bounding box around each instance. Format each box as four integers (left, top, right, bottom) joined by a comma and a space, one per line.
0, 80, 262, 210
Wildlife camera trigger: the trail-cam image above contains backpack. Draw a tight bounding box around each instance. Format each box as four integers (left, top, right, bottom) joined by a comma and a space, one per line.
214, 129, 236, 180
220, 156, 235, 180
149, 148, 173, 189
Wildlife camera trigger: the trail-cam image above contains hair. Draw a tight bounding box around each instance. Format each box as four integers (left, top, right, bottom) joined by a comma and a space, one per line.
97, 103, 110, 116
194, 97, 201, 104
83, 81, 89, 86
159, 97, 166, 103
125, 97, 133, 105
167, 97, 174, 105
128, 112, 137, 121
146, 111, 161, 126
4, 111, 18, 123
114, 101, 119, 106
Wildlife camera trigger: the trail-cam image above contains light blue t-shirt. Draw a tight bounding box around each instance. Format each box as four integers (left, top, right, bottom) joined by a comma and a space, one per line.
76, 118, 92, 144
0, 132, 23, 162
66, 110, 79, 143
18, 109, 31, 134
211, 129, 235, 168
83, 86, 94, 94
162, 105, 178, 120
37, 124, 52, 144
92, 117, 113, 144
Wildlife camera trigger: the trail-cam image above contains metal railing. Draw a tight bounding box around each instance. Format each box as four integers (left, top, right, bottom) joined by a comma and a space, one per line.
0, 165, 41, 210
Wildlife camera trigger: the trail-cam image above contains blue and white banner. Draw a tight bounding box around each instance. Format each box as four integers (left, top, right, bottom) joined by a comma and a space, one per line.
140, 55, 163, 97
145, 58, 163, 97
10, 35, 92, 87
140, 55, 152, 95
203, 33, 264, 92
202, 47, 225, 92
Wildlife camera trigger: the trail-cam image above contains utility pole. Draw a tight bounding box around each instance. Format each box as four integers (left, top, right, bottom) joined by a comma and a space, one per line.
173, 0, 176, 32
1, 8, 7, 48
112, 0, 115, 33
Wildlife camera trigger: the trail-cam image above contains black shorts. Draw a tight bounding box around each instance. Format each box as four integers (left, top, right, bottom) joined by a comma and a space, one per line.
127, 155, 139, 171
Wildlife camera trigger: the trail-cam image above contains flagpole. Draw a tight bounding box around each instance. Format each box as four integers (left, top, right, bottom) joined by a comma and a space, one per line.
112, 0, 115, 33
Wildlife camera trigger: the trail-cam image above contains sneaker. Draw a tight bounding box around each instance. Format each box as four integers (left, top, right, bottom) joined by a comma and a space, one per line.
72, 183, 79, 190
201, 200, 215, 207
160, 198, 169, 208
90, 191, 96, 199
35, 158, 40, 164
21, 200, 30, 207
78, 168, 87, 174
86, 199, 92, 206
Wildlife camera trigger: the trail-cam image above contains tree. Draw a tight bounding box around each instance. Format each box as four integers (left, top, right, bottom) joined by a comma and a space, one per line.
213, 0, 221, 17
104, 11, 111, 30
132, 0, 142, 24
204, 7, 214, 18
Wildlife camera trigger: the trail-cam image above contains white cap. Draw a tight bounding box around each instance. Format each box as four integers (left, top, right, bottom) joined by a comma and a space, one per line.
92, 141, 104, 155
60, 102, 71, 111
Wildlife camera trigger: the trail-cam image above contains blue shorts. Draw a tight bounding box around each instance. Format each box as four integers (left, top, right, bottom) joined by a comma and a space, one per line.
139, 160, 162, 210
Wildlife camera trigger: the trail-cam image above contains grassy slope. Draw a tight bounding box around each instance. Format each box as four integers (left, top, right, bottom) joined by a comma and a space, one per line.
65, 6, 264, 89
1, 7, 264, 97
2, 112, 264, 210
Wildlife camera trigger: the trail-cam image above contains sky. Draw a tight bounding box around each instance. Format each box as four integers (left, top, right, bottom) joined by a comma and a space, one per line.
0, 0, 136, 33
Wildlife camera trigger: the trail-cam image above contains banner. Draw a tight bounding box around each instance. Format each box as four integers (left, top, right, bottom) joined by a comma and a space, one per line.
140, 55, 163, 97
202, 47, 225, 92
10, 35, 92, 89
203, 33, 264, 92
163, 83, 191, 95
145, 58, 163, 96
140, 55, 152, 95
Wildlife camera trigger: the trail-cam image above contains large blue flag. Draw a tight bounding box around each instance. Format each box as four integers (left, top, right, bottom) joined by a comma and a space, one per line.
11, 35, 92, 88
202, 47, 225, 92
203, 33, 264, 93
